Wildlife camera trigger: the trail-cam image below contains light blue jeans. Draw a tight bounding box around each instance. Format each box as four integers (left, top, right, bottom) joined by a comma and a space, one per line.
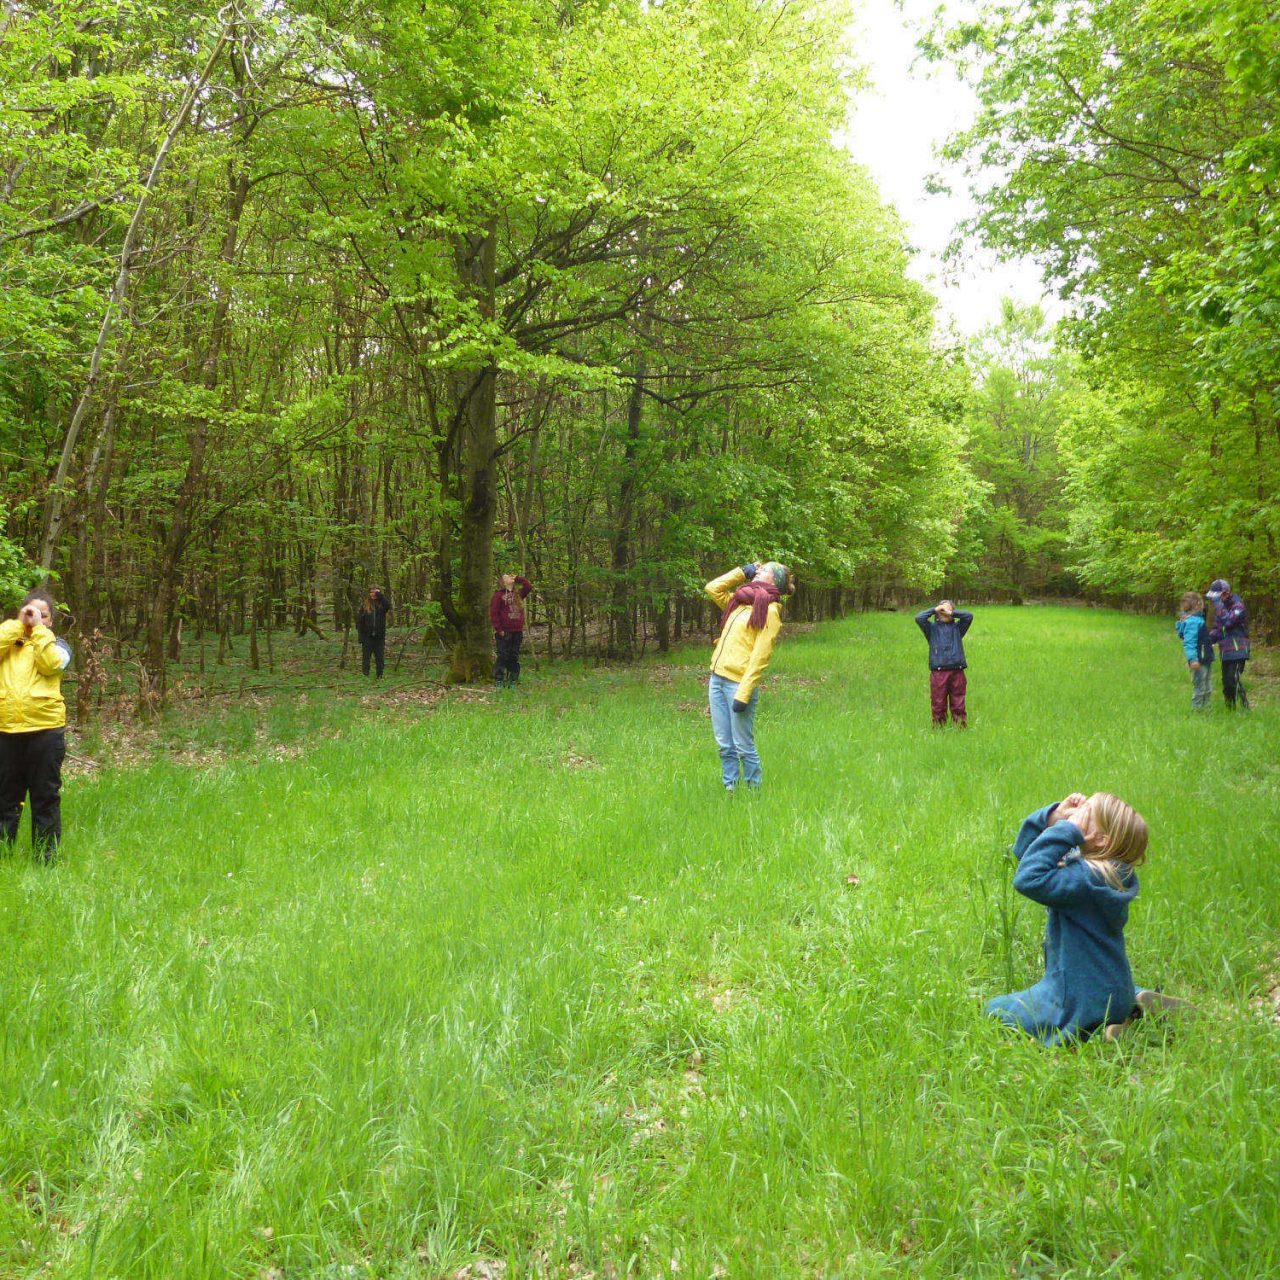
1191, 662, 1212, 710
708, 673, 761, 789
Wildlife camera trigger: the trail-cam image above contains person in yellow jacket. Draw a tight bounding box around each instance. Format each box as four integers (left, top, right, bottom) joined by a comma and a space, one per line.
0, 592, 72, 860
704, 561, 793, 790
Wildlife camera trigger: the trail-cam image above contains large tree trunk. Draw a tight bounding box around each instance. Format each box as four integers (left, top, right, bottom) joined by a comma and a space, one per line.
446, 225, 499, 683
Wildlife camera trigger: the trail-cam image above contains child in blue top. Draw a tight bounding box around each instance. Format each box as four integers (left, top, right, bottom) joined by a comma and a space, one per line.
1174, 590, 1213, 711
987, 792, 1150, 1045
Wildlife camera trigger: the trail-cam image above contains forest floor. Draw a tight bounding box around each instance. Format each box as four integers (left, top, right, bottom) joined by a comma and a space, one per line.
3, 607, 1279, 1278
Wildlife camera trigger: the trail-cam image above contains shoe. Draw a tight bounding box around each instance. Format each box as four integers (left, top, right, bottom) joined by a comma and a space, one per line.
1102, 1018, 1134, 1042
1135, 988, 1195, 1016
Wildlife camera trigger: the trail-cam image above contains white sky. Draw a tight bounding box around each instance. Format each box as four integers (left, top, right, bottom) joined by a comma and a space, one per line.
838, 0, 1056, 336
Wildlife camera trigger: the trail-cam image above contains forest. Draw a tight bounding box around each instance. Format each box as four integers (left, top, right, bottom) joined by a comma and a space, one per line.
2, 0, 1277, 695
3, 5, 1280, 1277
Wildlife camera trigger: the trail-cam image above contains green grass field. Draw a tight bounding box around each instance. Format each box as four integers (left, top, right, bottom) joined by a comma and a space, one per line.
2, 607, 1279, 1279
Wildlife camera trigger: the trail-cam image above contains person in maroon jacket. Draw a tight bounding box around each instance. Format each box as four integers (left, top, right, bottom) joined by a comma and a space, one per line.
490, 573, 533, 687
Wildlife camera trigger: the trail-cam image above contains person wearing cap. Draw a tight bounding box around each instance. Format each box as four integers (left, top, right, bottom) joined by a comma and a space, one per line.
0, 590, 73, 861
1206, 579, 1250, 710
704, 560, 794, 791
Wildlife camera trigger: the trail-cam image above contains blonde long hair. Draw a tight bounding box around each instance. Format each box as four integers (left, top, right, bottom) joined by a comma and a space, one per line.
1083, 792, 1149, 889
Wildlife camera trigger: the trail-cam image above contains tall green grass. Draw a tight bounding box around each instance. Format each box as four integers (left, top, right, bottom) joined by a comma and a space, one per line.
2, 607, 1278, 1278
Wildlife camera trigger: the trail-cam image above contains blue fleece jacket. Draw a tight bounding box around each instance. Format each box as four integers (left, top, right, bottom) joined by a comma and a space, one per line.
915, 608, 973, 670
1175, 612, 1213, 664
986, 804, 1138, 1045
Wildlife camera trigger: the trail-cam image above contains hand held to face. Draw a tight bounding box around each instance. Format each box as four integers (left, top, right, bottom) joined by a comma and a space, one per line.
19, 603, 42, 633
1054, 792, 1088, 824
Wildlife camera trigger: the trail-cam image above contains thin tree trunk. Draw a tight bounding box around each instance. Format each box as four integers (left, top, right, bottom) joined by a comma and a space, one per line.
39, 9, 236, 573
142, 35, 254, 692
447, 223, 499, 683
608, 353, 647, 659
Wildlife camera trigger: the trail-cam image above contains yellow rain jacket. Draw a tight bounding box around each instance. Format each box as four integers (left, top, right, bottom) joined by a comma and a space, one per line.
0, 621, 69, 732
705, 567, 783, 702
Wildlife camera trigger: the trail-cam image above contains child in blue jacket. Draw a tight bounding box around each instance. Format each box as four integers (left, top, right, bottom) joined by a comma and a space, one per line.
1174, 591, 1213, 711
987, 793, 1152, 1045
915, 600, 973, 727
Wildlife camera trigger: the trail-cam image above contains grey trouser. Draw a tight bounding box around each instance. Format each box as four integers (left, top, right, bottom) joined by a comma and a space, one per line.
1191, 663, 1212, 710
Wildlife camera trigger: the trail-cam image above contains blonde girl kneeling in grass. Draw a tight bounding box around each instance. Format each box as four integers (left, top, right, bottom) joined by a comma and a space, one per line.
987, 792, 1183, 1045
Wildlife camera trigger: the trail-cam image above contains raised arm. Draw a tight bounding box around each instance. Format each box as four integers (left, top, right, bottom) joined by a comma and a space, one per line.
1012, 804, 1063, 861
1217, 598, 1247, 632
28, 625, 70, 676
914, 608, 934, 638
1013, 821, 1095, 908
516, 576, 533, 599
705, 566, 748, 610
0, 619, 22, 664
955, 610, 974, 637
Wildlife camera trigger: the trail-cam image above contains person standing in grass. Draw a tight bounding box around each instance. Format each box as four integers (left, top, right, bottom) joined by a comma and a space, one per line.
356, 585, 392, 679
0, 591, 72, 862
704, 561, 793, 791
915, 600, 973, 727
987, 792, 1159, 1045
490, 572, 533, 688
1206, 579, 1250, 711
1175, 591, 1214, 711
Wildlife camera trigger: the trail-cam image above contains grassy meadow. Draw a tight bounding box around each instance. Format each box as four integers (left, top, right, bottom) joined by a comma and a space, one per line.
2, 606, 1279, 1279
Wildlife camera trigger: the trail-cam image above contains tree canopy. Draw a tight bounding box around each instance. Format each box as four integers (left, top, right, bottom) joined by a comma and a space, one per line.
931, 0, 1280, 620
2, 0, 971, 686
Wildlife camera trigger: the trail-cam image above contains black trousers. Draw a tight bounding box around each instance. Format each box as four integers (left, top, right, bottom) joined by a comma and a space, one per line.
494, 631, 523, 685
0, 727, 65, 859
1222, 659, 1249, 710
360, 636, 385, 678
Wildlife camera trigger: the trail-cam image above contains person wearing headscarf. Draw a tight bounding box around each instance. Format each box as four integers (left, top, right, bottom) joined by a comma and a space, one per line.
703, 560, 794, 791
1206, 578, 1249, 710
0, 590, 73, 861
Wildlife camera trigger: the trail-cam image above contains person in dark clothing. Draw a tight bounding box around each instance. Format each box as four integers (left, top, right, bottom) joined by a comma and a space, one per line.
915, 599, 973, 727
1, 591, 73, 862
356, 586, 391, 678
490, 573, 532, 687
1206, 579, 1249, 710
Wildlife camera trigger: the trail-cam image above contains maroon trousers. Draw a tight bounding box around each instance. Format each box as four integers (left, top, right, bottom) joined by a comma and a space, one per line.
930, 669, 967, 726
